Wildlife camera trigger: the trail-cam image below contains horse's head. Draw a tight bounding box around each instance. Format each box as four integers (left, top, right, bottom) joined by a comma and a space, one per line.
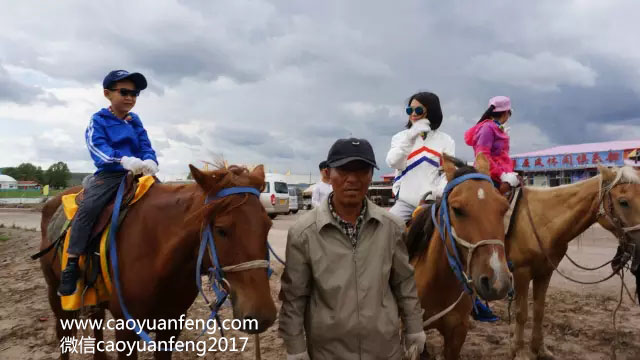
441, 153, 511, 301
596, 165, 640, 244
189, 163, 276, 334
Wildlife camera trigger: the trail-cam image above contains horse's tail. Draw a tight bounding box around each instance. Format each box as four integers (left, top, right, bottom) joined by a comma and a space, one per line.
406, 205, 436, 260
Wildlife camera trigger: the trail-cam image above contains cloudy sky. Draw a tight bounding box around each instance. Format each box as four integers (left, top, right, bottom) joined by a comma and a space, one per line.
1, 0, 640, 180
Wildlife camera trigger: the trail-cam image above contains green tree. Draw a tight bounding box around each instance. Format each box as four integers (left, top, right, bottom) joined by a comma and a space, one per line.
1, 163, 44, 182
45, 162, 71, 188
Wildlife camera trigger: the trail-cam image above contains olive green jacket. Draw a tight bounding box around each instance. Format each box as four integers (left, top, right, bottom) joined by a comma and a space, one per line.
278, 198, 423, 359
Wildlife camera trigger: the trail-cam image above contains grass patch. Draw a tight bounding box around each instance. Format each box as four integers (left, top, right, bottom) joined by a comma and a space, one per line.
0, 232, 9, 242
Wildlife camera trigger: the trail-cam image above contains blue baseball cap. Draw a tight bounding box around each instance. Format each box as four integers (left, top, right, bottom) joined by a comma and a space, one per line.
103, 70, 147, 90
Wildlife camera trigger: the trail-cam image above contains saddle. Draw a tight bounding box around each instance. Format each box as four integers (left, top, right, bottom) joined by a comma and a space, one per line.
35, 173, 140, 262
32, 174, 156, 311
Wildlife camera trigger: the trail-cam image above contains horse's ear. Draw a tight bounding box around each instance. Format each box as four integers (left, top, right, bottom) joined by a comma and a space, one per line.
251, 164, 266, 191
189, 164, 215, 191
442, 153, 457, 182
475, 153, 491, 176
251, 164, 265, 181
598, 164, 616, 184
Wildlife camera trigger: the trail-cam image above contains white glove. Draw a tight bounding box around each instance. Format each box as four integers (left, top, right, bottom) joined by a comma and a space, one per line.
408, 119, 431, 140
286, 351, 310, 360
405, 331, 427, 355
500, 172, 519, 187
120, 156, 145, 175
142, 159, 159, 176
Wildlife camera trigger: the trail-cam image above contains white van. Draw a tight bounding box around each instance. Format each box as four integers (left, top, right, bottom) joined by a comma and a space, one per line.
260, 173, 290, 218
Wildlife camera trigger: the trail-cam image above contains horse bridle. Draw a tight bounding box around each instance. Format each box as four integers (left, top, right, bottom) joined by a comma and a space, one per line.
596, 174, 640, 242
432, 173, 508, 296
196, 186, 272, 333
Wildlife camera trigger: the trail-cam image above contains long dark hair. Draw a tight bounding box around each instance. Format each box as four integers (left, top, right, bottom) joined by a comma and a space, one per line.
477, 105, 510, 124
405, 91, 443, 130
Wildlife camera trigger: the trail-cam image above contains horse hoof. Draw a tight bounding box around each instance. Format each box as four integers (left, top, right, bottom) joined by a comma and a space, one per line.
533, 345, 555, 360
511, 348, 533, 360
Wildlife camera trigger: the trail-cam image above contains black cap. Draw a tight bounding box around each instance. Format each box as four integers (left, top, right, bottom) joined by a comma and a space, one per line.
326, 137, 378, 169
318, 160, 329, 170
103, 70, 147, 90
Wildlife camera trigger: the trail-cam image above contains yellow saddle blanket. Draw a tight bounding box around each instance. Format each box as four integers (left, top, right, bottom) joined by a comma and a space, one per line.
60, 175, 155, 311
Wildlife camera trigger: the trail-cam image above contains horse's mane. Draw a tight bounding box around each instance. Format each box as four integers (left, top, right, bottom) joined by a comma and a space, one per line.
187, 163, 266, 226
406, 157, 478, 261
608, 166, 640, 188
206, 164, 266, 192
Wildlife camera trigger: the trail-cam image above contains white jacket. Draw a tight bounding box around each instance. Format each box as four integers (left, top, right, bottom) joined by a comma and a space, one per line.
311, 181, 332, 208
386, 129, 455, 208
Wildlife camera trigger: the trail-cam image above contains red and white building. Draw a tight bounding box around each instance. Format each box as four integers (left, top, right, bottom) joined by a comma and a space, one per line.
512, 140, 640, 187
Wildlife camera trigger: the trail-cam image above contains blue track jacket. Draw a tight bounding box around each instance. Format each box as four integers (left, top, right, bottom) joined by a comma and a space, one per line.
85, 108, 158, 174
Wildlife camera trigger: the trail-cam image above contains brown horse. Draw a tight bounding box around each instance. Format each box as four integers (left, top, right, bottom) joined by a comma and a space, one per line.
39, 164, 277, 359
508, 165, 640, 359
406, 153, 512, 360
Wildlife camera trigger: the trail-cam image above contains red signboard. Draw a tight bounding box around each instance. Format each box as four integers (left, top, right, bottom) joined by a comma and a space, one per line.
576, 153, 588, 165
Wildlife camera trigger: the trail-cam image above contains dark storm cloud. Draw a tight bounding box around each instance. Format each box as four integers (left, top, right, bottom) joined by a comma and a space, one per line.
2, 0, 640, 178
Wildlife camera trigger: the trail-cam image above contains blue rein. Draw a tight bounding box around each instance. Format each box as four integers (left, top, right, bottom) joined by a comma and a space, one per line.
431, 173, 493, 295
109, 182, 281, 345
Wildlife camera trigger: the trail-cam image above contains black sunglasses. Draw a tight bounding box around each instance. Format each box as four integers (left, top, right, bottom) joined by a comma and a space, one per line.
109, 88, 140, 97
406, 106, 425, 116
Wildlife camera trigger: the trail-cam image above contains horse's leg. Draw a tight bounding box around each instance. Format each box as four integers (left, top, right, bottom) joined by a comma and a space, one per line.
115, 329, 139, 359
46, 280, 76, 360
91, 308, 108, 360
442, 320, 469, 360
511, 269, 532, 360
530, 272, 554, 360
154, 328, 182, 360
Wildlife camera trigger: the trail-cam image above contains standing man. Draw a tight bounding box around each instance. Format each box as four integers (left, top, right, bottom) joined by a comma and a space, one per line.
311, 160, 332, 209
279, 138, 426, 360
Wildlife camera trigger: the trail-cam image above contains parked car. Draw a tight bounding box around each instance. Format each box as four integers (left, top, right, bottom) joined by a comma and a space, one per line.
288, 186, 303, 214
260, 173, 289, 219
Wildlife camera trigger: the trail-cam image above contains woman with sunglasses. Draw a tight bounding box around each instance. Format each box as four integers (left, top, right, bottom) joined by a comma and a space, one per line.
464, 96, 519, 195
386, 91, 455, 223
57, 70, 159, 297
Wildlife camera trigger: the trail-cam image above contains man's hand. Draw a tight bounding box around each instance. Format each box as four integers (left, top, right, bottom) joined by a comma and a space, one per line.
405, 331, 427, 355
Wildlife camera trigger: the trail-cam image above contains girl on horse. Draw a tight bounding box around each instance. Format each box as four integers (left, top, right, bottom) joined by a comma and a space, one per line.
465, 96, 520, 194
463, 95, 521, 322
386, 91, 454, 223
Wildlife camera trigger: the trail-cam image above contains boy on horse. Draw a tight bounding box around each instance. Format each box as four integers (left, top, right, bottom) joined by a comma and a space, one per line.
57, 70, 159, 297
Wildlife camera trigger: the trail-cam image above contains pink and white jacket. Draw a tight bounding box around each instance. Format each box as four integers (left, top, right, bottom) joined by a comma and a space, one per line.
464, 119, 513, 183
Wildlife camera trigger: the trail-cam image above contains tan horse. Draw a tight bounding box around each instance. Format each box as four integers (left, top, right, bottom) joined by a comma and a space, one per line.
508, 165, 640, 359
406, 153, 512, 359
39, 164, 277, 359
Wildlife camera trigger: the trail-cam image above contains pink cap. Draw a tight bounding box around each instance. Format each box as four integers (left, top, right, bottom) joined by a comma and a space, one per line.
489, 96, 512, 112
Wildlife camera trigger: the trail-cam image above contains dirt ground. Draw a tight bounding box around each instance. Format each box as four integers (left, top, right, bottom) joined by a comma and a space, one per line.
1, 222, 639, 359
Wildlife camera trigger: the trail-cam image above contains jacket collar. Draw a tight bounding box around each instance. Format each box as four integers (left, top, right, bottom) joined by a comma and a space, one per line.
99, 108, 135, 123
316, 196, 383, 231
